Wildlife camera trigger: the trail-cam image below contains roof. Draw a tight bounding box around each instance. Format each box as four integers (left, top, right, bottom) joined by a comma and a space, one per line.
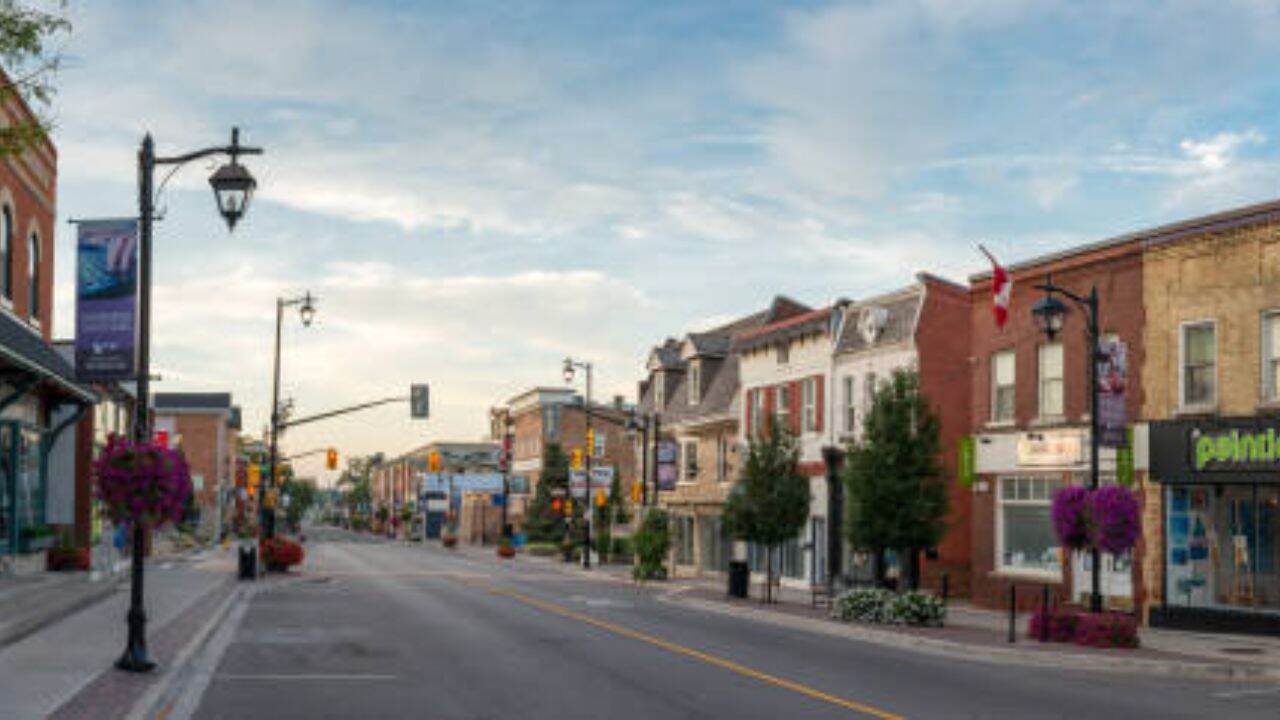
733, 306, 833, 353
0, 321, 94, 402
153, 392, 233, 411
836, 287, 922, 354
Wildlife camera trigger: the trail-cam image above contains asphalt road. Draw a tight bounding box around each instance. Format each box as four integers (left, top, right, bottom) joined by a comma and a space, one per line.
186, 530, 1280, 719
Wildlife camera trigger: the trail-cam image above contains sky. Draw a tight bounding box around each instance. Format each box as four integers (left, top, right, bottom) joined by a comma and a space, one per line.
44, 0, 1280, 485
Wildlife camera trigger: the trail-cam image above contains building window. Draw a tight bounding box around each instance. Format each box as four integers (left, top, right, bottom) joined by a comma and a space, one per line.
801, 377, 817, 433
688, 362, 700, 405
716, 434, 728, 482
674, 515, 695, 565
749, 388, 766, 436
1038, 343, 1063, 418
1181, 321, 1217, 408
776, 343, 789, 365
776, 385, 791, 430
682, 440, 698, 480
654, 372, 665, 407
1, 206, 11, 302
992, 350, 1015, 422
862, 372, 876, 414
1264, 312, 1280, 402
843, 375, 856, 433
542, 404, 561, 439
27, 231, 38, 319
998, 476, 1068, 574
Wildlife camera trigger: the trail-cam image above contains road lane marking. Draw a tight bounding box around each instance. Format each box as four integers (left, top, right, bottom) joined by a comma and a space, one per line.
216, 674, 397, 681
479, 584, 903, 720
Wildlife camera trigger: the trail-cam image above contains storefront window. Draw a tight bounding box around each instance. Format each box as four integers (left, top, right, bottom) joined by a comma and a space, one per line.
748, 535, 804, 579
674, 514, 694, 565
998, 476, 1068, 574
1166, 485, 1280, 612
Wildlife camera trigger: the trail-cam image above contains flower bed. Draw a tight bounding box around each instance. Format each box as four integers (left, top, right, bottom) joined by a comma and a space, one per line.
832, 588, 946, 627
1027, 608, 1139, 648
261, 536, 305, 572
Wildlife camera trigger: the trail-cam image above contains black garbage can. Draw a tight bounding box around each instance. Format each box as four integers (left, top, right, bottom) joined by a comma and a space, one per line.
238, 545, 257, 580
727, 560, 749, 598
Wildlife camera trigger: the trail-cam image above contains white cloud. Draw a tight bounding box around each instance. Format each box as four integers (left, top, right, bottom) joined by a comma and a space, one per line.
1179, 130, 1265, 172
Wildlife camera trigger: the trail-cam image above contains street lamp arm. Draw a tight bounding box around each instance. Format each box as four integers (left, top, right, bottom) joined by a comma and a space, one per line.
1032, 282, 1091, 309
154, 143, 263, 166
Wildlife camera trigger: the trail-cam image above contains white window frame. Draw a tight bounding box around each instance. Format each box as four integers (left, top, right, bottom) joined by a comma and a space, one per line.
991, 350, 1015, 423
654, 372, 665, 407
716, 433, 728, 482
842, 375, 856, 433
862, 372, 876, 414
749, 389, 765, 436
688, 362, 700, 405
994, 475, 1067, 579
776, 384, 791, 430
682, 440, 698, 481
801, 377, 817, 433
1263, 311, 1280, 403
1038, 343, 1064, 419
1179, 319, 1217, 411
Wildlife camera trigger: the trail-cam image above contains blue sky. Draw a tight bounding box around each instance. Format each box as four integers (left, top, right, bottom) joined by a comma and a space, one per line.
46, 1, 1280, 482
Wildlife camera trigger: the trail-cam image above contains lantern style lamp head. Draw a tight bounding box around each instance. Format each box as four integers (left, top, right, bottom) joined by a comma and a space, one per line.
208, 159, 257, 231
563, 358, 575, 384
1032, 292, 1069, 340
299, 292, 316, 327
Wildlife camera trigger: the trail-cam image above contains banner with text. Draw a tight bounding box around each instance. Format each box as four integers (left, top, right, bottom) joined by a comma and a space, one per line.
75, 220, 138, 381
1097, 337, 1128, 447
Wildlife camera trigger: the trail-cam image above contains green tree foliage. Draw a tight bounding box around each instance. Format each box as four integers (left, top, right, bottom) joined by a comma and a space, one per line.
281, 477, 317, 531
723, 417, 810, 601
524, 443, 571, 542
843, 368, 946, 590
336, 454, 378, 518
0, 2, 70, 156
632, 508, 670, 580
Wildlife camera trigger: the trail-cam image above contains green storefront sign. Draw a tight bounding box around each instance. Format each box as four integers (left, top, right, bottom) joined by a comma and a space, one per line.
1193, 428, 1280, 470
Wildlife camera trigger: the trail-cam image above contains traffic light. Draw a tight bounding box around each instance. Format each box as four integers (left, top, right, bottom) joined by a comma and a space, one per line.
551, 498, 563, 514
411, 383, 430, 419
564, 499, 574, 515
428, 451, 442, 473
586, 428, 594, 457
326, 447, 338, 470
247, 463, 261, 491
594, 488, 607, 507
631, 481, 642, 503
570, 447, 583, 471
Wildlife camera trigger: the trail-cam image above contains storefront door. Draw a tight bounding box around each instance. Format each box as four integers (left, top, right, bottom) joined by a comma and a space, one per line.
0, 421, 40, 555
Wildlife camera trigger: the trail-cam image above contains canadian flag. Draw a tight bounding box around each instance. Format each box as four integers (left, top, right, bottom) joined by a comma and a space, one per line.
980, 245, 1011, 329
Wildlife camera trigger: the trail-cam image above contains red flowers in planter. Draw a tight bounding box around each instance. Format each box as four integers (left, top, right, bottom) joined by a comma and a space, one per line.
261, 536, 305, 572
1030, 609, 1138, 648
46, 546, 91, 572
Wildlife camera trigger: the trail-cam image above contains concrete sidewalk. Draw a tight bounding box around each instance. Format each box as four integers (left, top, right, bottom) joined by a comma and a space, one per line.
0, 547, 237, 719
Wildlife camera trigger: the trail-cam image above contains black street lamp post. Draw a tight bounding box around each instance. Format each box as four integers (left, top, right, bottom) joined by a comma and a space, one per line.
626, 412, 649, 507
1031, 279, 1104, 614
821, 445, 846, 593
563, 357, 592, 569
120, 127, 262, 673
265, 292, 316, 542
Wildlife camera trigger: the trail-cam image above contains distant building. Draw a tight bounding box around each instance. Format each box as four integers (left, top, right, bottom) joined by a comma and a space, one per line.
153, 392, 240, 538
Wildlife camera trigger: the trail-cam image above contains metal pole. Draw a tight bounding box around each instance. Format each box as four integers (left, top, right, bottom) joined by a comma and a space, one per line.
1008, 585, 1017, 643
265, 298, 283, 542
1087, 287, 1102, 614
583, 364, 592, 569
118, 134, 156, 673
501, 425, 511, 537
639, 418, 649, 508
651, 414, 661, 507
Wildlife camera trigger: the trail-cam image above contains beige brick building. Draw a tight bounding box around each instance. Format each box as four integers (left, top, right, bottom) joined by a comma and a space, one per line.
1143, 199, 1280, 634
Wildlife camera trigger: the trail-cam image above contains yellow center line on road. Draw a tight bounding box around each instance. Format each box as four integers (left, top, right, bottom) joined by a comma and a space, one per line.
475, 582, 904, 720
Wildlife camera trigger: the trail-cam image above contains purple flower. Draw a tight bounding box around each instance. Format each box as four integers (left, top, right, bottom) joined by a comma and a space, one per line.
1092, 486, 1141, 555
1051, 486, 1093, 550
92, 438, 192, 528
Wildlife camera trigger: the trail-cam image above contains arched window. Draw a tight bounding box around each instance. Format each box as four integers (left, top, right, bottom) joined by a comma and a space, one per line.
1, 207, 12, 302
28, 231, 39, 319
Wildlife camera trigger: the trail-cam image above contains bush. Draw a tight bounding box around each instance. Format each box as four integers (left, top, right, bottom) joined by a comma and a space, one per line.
525, 541, 560, 557
832, 588, 945, 626
610, 536, 633, 559
1027, 609, 1139, 648
632, 510, 669, 581
261, 537, 305, 572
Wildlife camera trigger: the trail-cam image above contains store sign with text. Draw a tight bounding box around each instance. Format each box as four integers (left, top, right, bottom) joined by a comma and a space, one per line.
1017, 430, 1084, 467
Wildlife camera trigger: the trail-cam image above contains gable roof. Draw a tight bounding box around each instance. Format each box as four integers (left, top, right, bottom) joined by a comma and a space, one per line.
733, 305, 833, 353
4, 324, 94, 403
836, 287, 922, 354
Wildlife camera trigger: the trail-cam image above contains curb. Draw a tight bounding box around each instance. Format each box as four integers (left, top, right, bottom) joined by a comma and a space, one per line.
657, 587, 1280, 683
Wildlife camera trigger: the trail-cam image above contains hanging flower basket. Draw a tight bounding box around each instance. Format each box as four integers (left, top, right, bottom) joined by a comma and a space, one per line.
1051, 486, 1093, 551
93, 436, 192, 529
1092, 486, 1141, 555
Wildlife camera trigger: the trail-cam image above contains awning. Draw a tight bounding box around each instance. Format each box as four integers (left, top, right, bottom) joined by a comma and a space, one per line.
0, 313, 96, 403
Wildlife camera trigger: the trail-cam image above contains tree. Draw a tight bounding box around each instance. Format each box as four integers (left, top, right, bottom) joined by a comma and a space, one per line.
524, 443, 572, 542
336, 454, 377, 523
281, 477, 317, 532
0, 2, 71, 156
843, 368, 946, 591
723, 417, 810, 602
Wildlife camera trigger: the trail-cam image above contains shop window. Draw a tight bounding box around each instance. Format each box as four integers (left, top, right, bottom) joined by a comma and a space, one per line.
997, 476, 1068, 574
1263, 312, 1280, 402
699, 515, 728, 572
1181, 321, 1217, 408
1166, 485, 1280, 612
992, 350, 1015, 422
1038, 343, 1063, 417
674, 514, 695, 565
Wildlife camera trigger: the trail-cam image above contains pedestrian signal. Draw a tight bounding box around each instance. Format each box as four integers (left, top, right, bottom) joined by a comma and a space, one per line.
551, 498, 563, 513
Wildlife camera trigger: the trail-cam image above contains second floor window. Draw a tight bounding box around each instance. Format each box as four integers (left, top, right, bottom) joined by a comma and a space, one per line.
992, 350, 1015, 422
1182, 321, 1216, 408
1264, 312, 1280, 402
776, 385, 791, 430
28, 231, 38, 319
683, 440, 698, 479
1038, 343, 1063, 417
863, 372, 876, 414
843, 375, 856, 433
1, 206, 11, 302
716, 434, 728, 481
802, 377, 817, 433
776, 343, 789, 365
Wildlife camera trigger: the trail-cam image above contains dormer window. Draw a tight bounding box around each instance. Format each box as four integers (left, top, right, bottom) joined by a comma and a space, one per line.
688, 361, 700, 405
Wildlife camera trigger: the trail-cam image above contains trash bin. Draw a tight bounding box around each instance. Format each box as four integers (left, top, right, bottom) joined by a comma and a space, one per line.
238, 545, 257, 580
727, 560, 749, 599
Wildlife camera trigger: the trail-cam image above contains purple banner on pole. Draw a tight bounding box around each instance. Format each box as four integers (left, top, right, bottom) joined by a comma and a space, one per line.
75, 220, 137, 381
1097, 337, 1128, 447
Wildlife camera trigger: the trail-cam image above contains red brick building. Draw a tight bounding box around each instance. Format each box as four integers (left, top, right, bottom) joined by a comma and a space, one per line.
153, 393, 240, 538
968, 239, 1147, 610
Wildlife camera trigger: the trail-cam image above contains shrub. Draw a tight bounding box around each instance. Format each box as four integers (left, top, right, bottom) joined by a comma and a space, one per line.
610, 536, 633, 559
261, 536, 305, 572
525, 541, 559, 557
632, 510, 670, 581
1027, 606, 1078, 642
1092, 487, 1141, 555
833, 588, 945, 626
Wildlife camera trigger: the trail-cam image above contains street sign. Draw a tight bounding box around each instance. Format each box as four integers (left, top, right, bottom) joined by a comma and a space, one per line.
411, 383, 430, 419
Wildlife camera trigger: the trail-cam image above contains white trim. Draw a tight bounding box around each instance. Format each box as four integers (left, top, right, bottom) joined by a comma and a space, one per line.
1177, 318, 1218, 412
1262, 310, 1280, 403
994, 475, 1067, 576
991, 349, 1015, 422
1037, 342, 1064, 419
